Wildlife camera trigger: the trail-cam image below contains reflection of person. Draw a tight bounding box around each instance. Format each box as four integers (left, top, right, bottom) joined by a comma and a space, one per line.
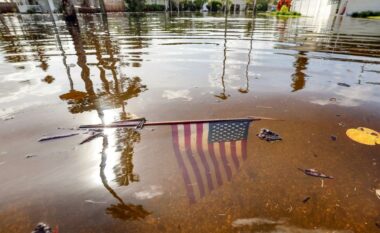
291, 51, 308, 92
62, 0, 77, 21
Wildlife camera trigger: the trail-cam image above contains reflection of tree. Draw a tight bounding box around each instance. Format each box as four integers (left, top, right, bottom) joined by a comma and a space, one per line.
113, 128, 141, 186
100, 135, 150, 221
291, 51, 308, 92
59, 18, 147, 119
57, 16, 150, 221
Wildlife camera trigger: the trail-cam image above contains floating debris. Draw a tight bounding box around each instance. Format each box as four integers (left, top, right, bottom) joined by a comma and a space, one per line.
2, 116, 14, 121
366, 82, 380, 85
302, 196, 311, 203
298, 168, 334, 179
31, 222, 52, 233
79, 132, 103, 145
257, 128, 282, 142
346, 127, 379, 146
331, 135, 337, 141
256, 106, 273, 109
232, 218, 284, 227
376, 189, 380, 200
85, 199, 107, 204
39, 133, 79, 142
25, 154, 36, 159
337, 82, 350, 87
42, 75, 55, 84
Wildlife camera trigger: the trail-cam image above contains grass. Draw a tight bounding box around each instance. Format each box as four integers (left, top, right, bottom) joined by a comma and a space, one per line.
368, 16, 380, 20
260, 12, 302, 18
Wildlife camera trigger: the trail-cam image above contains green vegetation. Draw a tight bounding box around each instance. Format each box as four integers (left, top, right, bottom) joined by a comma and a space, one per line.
246, 0, 269, 12
257, 2, 301, 17
209, 0, 222, 12
351, 11, 380, 19
280, 5, 288, 13
125, 0, 145, 12
274, 11, 301, 16
178, 0, 207, 11
144, 4, 165, 11
194, 0, 207, 9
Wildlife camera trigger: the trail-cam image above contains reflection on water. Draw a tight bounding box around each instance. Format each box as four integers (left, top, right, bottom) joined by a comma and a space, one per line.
100, 134, 150, 221
171, 119, 251, 204
0, 12, 380, 233
1, 13, 380, 117
291, 51, 308, 92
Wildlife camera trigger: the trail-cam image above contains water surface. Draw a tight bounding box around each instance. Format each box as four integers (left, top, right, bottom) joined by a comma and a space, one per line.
0, 12, 379, 233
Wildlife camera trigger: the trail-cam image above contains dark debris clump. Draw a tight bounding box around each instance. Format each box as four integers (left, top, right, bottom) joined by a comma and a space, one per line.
257, 128, 282, 142
32, 223, 51, 233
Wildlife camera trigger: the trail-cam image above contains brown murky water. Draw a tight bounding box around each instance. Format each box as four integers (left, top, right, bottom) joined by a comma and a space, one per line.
0, 12, 379, 233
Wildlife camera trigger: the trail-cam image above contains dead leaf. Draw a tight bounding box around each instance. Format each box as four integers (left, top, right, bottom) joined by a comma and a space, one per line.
346, 127, 379, 146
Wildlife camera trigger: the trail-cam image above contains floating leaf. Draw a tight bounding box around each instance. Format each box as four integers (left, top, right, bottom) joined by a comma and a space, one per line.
346, 127, 379, 146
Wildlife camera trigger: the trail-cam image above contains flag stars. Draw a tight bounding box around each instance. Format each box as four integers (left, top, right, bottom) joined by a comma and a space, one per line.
209, 121, 250, 142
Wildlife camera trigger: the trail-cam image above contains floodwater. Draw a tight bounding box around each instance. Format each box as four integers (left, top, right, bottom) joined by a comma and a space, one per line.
0, 12, 379, 233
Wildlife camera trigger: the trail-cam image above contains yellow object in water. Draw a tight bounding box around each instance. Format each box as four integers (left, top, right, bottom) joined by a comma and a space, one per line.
346, 127, 380, 146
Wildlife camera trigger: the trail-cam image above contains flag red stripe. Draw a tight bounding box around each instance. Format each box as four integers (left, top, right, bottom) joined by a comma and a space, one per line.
230, 141, 240, 169
171, 125, 196, 204
242, 139, 247, 160
208, 143, 223, 186
196, 123, 214, 192
184, 124, 206, 197
219, 142, 232, 181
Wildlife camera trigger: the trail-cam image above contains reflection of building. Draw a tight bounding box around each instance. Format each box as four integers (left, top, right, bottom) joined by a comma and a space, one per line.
15, 0, 59, 13
291, 0, 380, 18
146, 0, 168, 7
103, 0, 125, 12
14, 0, 126, 13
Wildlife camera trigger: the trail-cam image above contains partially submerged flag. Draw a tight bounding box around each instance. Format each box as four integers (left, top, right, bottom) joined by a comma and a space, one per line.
171, 119, 252, 204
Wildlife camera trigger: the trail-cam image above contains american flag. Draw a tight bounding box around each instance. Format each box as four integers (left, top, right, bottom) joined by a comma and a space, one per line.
171, 120, 252, 204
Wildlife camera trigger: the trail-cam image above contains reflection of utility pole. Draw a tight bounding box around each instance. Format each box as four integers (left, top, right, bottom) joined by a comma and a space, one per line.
215, 13, 229, 100
253, 0, 257, 16
46, 0, 73, 87
0, 14, 10, 32
98, 0, 106, 14
239, 19, 255, 94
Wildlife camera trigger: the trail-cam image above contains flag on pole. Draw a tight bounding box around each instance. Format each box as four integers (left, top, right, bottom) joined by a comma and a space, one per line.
171, 120, 251, 204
